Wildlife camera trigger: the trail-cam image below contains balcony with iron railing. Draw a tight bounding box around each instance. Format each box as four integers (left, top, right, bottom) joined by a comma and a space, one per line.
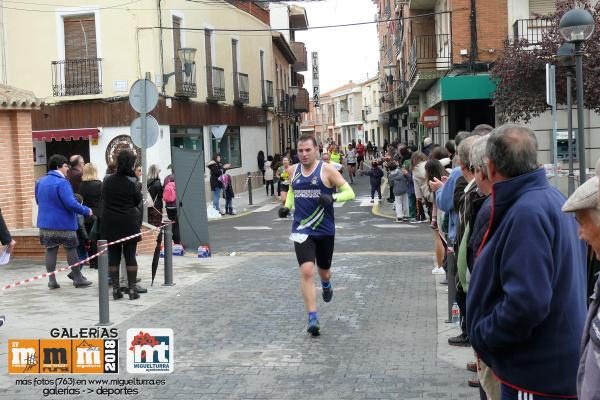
234, 72, 249, 106
174, 62, 197, 98
409, 34, 451, 84
513, 18, 553, 46
340, 110, 350, 123
51, 58, 102, 96
262, 79, 274, 107
207, 66, 225, 102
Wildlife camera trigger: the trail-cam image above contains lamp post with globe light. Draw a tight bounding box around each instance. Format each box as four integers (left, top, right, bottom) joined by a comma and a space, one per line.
559, 8, 595, 183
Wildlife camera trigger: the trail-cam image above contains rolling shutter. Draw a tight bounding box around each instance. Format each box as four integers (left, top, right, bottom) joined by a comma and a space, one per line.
529, 0, 555, 16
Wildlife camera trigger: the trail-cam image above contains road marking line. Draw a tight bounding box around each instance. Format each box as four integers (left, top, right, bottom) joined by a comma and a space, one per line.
348, 211, 369, 214
253, 203, 280, 212
333, 201, 345, 208
360, 199, 375, 207
234, 226, 272, 230
211, 251, 433, 257
372, 224, 417, 229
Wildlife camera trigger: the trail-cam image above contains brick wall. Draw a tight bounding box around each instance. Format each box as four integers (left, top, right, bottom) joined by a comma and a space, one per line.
450, 0, 508, 64
0, 110, 35, 230
12, 224, 159, 261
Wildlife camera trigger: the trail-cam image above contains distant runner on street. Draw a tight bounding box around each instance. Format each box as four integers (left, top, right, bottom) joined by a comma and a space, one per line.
278, 135, 355, 336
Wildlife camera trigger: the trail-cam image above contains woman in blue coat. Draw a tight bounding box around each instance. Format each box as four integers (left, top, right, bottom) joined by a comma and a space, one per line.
36, 154, 93, 289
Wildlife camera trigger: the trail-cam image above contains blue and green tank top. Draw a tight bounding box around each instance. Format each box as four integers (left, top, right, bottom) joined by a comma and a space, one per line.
291, 161, 335, 236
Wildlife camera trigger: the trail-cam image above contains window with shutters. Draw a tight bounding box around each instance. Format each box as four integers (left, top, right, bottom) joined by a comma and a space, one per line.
529, 0, 555, 16
52, 14, 102, 96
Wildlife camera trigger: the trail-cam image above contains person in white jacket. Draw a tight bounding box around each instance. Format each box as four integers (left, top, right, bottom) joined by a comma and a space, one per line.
264, 156, 274, 196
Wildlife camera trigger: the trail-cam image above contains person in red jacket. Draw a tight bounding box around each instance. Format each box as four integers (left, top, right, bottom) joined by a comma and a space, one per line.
356, 139, 366, 173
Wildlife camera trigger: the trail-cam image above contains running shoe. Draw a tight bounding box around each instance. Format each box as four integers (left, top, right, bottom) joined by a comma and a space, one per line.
322, 285, 333, 303
307, 316, 320, 336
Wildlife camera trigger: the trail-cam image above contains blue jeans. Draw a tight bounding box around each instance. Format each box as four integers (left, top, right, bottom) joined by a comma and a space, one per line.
213, 187, 221, 210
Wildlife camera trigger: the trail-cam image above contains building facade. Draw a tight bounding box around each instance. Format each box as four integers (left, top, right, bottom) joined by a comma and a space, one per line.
374, 0, 505, 147
1, 0, 290, 194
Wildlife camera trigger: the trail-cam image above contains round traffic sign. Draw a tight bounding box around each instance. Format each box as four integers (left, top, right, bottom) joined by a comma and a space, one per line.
420, 108, 441, 129
129, 79, 159, 114
130, 115, 159, 148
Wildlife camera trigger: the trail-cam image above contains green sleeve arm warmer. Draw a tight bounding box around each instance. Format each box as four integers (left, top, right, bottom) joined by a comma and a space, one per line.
285, 186, 295, 209
333, 182, 355, 202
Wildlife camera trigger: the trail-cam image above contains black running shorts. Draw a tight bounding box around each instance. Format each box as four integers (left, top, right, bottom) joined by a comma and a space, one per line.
280, 183, 290, 193
294, 235, 335, 270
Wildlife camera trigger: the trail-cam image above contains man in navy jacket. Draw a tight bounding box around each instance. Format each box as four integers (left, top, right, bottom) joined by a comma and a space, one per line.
467, 125, 586, 399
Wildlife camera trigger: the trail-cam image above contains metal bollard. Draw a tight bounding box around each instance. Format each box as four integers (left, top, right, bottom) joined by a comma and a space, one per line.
96, 240, 112, 326
247, 172, 253, 205
163, 224, 175, 286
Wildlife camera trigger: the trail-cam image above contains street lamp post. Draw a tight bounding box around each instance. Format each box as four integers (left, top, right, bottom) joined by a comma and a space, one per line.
556, 43, 576, 195
559, 8, 595, 184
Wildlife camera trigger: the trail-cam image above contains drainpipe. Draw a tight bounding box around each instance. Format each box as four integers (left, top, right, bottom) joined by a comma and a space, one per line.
469, 0, 478, 72
157, 0, 166, 94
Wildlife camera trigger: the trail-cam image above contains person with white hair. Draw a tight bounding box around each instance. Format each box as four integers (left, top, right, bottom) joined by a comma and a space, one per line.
562, 162, 600, 400
422, 137, 433, 156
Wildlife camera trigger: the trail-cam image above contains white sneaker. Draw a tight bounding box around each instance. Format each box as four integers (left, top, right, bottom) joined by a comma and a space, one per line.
432, 266, 445, 275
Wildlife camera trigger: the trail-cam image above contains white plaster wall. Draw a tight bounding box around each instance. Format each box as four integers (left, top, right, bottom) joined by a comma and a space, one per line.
270, 4, 291, 43
90, 125, 172, 181
507, 0, 530, 39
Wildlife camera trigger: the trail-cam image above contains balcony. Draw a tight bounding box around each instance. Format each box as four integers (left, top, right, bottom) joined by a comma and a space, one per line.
262, 79, 274, 107
207, 66, 225, 102
276, 89, 290, 114
174, 62, 197, 98
513, 18, 552, 46
295, 88, 309, 113
409, 34, 451, 84
234, 72, 249, 106
291, 42, 307, 72
340, 110, 350, 123
51, 58, 102, 96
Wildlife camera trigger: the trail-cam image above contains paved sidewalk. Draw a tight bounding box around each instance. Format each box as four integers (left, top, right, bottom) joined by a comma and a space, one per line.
0, 254, 245, 390
208, 185, 281, 221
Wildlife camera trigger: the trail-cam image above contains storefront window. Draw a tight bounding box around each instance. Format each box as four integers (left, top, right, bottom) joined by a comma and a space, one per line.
170, 127, 203, 152
211, 126, 241, 168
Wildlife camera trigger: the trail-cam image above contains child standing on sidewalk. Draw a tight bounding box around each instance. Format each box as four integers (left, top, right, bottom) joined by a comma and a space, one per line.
388, 162, 410, 222
220, 173, 236, 215
366, 161, 384, 203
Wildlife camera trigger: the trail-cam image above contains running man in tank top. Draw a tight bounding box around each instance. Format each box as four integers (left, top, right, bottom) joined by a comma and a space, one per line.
278, 135, 355, 336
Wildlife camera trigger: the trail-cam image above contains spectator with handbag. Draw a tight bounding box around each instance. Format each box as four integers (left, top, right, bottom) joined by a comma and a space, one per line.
77, 163, 102, 269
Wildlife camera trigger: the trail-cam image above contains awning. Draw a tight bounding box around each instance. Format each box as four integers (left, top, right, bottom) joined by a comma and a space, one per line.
32, 128, 99, 142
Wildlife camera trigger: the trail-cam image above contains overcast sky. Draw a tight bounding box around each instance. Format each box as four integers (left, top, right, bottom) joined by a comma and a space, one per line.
291, 0, 379, 95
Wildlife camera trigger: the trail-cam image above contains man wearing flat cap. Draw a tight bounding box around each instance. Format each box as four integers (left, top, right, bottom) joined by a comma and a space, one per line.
562, 166, 600, 400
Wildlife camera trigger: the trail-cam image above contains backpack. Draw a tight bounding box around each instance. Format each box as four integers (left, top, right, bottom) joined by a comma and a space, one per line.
163, 181, 176, 203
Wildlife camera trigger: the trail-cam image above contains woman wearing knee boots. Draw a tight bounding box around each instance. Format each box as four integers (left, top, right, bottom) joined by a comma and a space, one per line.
36, 155, 93, 289
101, 150, 143, 300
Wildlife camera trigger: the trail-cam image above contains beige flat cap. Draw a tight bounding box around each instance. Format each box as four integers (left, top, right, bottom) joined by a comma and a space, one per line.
562, 176, 599, 213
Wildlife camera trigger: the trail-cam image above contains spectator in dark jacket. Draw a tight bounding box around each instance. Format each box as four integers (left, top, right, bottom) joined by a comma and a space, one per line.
36, 154, 92, 289
366, 161, 384, 202
67, 155, 84, 193
0, 208, 15, 252
78, 163, 101, 269
0, 208, 13, 326
147, 164, 163, 227
207, 154, 230, 213
102, 150, 143, 301
257, 150, 265, 183
467, 125, 586, 399
561, 174, 600, 400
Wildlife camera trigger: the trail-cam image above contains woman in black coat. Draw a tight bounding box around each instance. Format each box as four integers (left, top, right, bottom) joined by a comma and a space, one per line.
101, 150, 142, 300
207, 154, 230, 213
147, 164, 163, 227
78, 163, 102, 269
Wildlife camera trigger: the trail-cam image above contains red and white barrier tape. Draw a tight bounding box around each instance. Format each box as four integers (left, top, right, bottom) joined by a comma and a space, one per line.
243, 174, 266, 191
2, 221, 174, 291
